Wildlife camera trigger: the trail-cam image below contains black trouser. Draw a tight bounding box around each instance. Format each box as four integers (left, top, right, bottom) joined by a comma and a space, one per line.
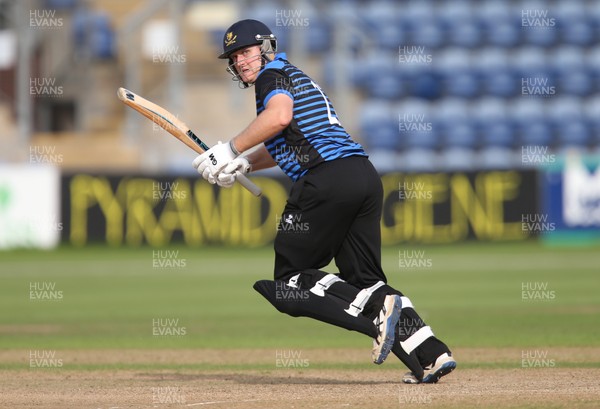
263, 155, 450, 370
274, 156, 386, 288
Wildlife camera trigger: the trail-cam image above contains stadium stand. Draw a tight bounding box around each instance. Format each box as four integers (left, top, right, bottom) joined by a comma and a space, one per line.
243, 0, 599, 171
2, 0, 598, 171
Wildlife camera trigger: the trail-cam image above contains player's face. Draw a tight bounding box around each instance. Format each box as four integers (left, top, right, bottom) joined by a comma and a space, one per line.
230, 46, 263, 84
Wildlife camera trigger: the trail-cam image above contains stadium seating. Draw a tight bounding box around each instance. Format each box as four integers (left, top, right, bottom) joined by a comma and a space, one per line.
338, 0, 600, 169
240, 0, 599, 170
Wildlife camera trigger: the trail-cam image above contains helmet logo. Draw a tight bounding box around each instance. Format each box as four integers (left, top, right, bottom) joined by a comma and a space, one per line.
225, 31, 237, 46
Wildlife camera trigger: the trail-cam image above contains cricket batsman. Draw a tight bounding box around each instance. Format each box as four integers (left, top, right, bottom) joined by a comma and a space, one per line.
192, 19, 456, 383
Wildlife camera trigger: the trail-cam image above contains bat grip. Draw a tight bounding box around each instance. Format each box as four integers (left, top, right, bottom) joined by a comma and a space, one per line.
236, 172, 262, 197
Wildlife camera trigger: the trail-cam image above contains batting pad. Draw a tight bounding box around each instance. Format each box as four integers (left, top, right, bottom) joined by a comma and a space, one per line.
253, 279, 376, 338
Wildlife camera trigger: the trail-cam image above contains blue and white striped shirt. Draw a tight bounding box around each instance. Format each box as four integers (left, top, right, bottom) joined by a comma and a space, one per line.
255, 53, 366, 181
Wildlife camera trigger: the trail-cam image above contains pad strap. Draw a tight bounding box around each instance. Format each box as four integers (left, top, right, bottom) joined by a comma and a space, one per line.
400, 326, 434, 353
287, 273, 301, 289
344, 281, 386, 317
400, 296, 414, 309
309, 274, 344, 296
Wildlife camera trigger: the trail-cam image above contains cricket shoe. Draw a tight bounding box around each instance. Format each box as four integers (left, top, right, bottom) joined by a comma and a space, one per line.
372, 294, 402, 364
402, 353, 456, 384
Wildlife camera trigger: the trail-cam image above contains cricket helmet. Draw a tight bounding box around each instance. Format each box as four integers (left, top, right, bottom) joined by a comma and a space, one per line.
218, 19, 277, 59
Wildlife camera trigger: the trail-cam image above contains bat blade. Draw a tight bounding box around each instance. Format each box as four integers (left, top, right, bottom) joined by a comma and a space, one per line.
117, 87, 261, 196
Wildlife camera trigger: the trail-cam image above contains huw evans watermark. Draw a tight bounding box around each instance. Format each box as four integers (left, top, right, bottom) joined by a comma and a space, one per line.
152, 250, 187, 268
30, 77, 63, 97
521, 350, 555, 368
275, 77, 311, 98
521, 282, 556, 301
521, 214, 555, 234
398, 181, 433, 201
151, 386, 186, 404
399, 387, 432, 404
399, 113, 433, 133
152, 181, 187, 201
30, 9, 63, 28
399, 249, 432, 269
276, 213, 310, 233
152, 318, 187, 336
521, 146, 556, 166
29, 350, 63, 368
275, 281, 310, 301
275, 349, 310, 368
275, 9, 309, 28
397, 318, 427, 337
399, 46, 432, 64
152, 45, 186, 64
26, 214, 63, 233
29, 282, 63, 301
274, 145, 310, 164
521, 9, 556, 28
521, 77, 555, 97
29, 145, 63, 164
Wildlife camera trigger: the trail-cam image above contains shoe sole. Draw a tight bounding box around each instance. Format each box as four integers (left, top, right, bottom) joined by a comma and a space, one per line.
373, 295, 402, 365
422, 360, 457, 383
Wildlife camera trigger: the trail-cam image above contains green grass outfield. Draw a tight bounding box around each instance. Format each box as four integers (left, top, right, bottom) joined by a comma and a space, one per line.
1, 241, 599, 359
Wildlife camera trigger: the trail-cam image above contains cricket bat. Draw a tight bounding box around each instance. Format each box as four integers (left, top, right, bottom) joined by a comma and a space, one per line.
117, 87, 261, 197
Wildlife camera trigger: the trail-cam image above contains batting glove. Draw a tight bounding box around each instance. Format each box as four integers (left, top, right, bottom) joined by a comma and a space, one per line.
215, 157, 251, 188
192, 140, 238, 179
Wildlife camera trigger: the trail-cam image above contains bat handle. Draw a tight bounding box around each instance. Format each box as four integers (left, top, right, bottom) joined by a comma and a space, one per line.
236, 172, 262, 197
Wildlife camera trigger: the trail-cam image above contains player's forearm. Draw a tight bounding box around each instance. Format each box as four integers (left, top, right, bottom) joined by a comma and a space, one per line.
231, 94, 293, 153
245, 144, 276, 171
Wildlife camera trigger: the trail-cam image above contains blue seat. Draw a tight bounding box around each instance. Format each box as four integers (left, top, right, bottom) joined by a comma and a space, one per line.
512, 47, 548, 79
482, 17, 521, 48
554, 2, 594, 46
409, 69, 442, 100
478, 147, 517, 169
474, 48, 518, 98
561, 17, 595, 46
558, 69, 593, 96
482, 121, 515, 148
438, 1, 472, 22
549, 47, 588, 97
446, 18, 482, 49
367, 71, 404, 100
587, 48, 600, 93
401, 148, 439, 172
484, 70, 519, 98
44, 0, 76, 9
397, 100, 437, 150
440, 147, 477, 170
306, 17, 332, 53
368, 150, 402, 173
522, 20, 559, 47
361, 0, 399, 29
471, 97, 512, 148
437, 48, 479, 98
375, 23, 405, 51
584, 95, 600, 139
519, 121, 554, 147
353, 56, 401, 98
510, 99, 552, 146
406, 17, 446, 49
550, 46, 586, 77
556, 120, 591, 148
433, 98, 476, 148
546, 97, 584, 129
359, 101, 399, 150
444, 123, 478, 149
399, 2, 436, 36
